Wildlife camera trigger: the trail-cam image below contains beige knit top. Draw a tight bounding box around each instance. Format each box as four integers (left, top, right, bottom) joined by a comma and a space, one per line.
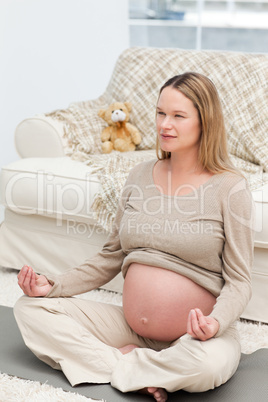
47, 159, 255, 337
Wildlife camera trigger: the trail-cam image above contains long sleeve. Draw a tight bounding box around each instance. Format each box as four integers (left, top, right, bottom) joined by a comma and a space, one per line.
45, 171, 135, 298
209, 176, 255, 336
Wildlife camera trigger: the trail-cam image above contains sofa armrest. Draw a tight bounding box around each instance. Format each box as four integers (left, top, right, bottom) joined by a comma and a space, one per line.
14, 115, 67, 158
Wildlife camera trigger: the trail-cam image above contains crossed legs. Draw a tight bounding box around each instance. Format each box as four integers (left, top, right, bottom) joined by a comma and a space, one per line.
14, 295, 241, 399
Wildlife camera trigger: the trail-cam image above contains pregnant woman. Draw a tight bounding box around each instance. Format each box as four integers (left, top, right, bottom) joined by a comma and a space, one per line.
15, 72, 254, 402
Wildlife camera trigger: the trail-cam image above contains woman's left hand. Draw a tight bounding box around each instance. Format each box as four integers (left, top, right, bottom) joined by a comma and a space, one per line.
187, 308, 219, 341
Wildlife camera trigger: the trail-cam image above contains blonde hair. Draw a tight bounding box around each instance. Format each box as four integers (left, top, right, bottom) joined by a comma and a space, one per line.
156, 72, 238, 175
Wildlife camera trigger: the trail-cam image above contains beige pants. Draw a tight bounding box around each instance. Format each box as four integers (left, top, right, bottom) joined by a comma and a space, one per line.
14, 295, 241, 393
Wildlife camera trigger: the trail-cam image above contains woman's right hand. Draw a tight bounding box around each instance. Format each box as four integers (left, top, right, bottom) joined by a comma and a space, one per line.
17, 265, 52, 297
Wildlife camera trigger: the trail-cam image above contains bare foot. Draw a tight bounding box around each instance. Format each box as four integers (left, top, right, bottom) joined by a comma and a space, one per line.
118, 345, 168, 401
140, 387, 168, 402
118, 344, 139, 354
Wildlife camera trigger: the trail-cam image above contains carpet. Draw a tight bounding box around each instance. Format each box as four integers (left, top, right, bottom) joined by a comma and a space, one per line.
1, 306, 268, 402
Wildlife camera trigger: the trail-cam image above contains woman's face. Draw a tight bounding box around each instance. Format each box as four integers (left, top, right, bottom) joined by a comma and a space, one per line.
156, 86, 201, 156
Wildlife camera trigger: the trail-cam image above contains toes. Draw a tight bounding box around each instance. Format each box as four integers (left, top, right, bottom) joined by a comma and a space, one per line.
139, 386, 167, 402
147, 387, 157, 393
147, 387, 167, 402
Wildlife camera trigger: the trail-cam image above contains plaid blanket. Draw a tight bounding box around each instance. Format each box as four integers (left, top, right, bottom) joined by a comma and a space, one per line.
46, 47, 268, 231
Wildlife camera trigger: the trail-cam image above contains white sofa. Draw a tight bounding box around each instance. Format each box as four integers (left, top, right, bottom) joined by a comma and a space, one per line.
0, 47, 267, 323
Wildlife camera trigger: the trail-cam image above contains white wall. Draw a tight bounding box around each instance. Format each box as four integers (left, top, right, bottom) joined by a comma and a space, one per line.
0, 0, 129, 168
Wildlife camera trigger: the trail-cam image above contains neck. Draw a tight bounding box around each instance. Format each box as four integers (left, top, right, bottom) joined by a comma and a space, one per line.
169, 151, 203, 175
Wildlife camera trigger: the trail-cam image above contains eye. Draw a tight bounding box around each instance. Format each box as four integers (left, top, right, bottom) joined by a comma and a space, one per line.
112, 110, 115, 113
157, 111, 165, 116
120, 109, 123, 111
175, 114, 183, 118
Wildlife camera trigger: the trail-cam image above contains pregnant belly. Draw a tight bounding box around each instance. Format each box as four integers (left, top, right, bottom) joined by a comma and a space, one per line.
123, 263, 216, 342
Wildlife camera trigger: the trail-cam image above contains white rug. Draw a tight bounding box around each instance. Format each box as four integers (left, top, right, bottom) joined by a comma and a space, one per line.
1, 267, 268, 402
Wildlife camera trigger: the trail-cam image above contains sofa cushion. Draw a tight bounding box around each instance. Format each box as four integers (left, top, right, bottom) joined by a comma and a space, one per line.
0, 157, 101, 224
15, 115, 66, 158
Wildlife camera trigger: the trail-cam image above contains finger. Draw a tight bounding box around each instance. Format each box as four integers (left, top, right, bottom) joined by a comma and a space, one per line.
196, 309, 218, 334
22, 266, 34, 296
195, 309, 218, 340
187, 310, 194, 335
17, 265, 28, 280
188, 309, 200, 337
29, 268, 40, 297
191, 309, 207, 340
23, 266, 32, 294
190, 309, 201, 335
195, 309, 207, 331
30, 270, 39, 296
17, 265, 30, 289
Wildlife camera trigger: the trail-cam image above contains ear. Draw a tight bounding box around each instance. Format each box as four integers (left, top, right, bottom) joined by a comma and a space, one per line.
98, 109, 106, 119
124, 102, 132, 112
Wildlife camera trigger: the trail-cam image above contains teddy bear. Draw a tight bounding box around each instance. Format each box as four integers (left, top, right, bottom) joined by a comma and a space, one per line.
98, 101, 142, 153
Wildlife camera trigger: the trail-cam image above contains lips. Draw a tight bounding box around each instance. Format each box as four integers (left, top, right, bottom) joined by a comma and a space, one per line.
160, 134, 176, 139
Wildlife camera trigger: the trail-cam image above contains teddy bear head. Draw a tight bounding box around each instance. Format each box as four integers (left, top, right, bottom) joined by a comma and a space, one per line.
98, 101, 132, 126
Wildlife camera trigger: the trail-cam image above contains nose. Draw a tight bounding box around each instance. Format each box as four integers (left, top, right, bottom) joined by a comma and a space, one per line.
111, 109, 126, 123
161, 115, 172, 130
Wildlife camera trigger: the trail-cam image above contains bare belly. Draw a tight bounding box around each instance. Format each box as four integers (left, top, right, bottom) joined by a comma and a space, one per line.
123, 263, 216, 342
